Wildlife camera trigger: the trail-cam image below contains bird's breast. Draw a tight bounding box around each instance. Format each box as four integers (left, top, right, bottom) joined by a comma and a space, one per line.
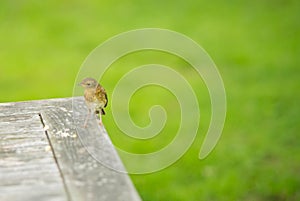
84, 89, 97, 102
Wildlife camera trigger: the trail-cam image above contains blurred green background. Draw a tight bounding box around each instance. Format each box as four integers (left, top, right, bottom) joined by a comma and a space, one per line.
1, 0, 299, 200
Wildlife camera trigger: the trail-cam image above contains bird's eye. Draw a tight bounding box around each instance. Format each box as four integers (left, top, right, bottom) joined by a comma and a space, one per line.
87, 83, 91, 86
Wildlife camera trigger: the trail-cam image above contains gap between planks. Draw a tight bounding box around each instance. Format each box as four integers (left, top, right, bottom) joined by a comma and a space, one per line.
38, 113, 71, 201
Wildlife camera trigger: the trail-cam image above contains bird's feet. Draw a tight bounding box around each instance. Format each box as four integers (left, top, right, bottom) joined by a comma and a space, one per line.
83, 123, 88, 128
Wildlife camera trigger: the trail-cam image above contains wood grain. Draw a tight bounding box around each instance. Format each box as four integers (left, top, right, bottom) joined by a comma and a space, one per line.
0, 113, 67, 201
0, 97, 141, 201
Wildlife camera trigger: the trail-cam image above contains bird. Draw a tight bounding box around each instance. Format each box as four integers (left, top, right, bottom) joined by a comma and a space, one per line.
79, 77, 108, 127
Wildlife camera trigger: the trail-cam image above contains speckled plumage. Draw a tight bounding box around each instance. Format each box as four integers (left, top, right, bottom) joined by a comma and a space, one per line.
79, 77, 108, 127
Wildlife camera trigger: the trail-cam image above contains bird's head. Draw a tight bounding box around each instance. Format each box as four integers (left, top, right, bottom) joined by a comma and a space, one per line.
79, 77, 99, 89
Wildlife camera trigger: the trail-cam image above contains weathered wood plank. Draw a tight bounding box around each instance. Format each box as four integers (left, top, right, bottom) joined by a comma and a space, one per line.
0, 97, 72, 117
0, 97, 141, 201
40, 98, 141, 201
0, 113, 67, 201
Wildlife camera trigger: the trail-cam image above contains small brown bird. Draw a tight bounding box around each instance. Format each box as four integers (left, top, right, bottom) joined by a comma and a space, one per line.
79, 77, 108, 127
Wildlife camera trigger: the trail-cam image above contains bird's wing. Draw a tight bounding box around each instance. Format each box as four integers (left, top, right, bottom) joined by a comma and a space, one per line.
104, 92, 108, 108
95, 85, 108, 107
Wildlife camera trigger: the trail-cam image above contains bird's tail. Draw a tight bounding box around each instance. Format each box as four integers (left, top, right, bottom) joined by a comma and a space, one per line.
95, 109, 105, 115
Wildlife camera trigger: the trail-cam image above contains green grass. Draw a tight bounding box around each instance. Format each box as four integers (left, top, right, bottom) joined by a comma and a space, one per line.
1, 0, 300, 200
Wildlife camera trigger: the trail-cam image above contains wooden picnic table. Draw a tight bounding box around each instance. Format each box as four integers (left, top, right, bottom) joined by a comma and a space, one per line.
0, 97, 141, 201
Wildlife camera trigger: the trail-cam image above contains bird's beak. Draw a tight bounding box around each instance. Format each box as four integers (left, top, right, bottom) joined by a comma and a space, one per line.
77, 82, 82, 86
